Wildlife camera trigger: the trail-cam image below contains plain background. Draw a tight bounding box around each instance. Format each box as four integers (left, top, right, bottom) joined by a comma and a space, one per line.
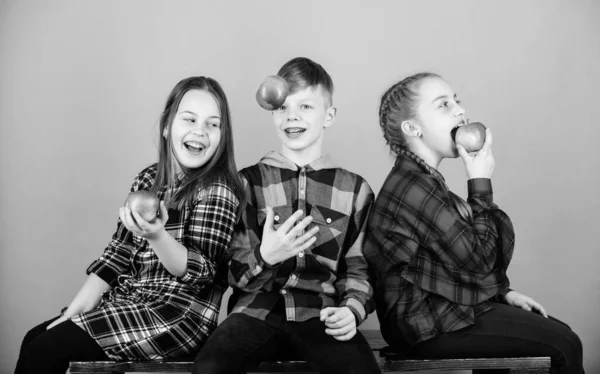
1, 1, 598, 373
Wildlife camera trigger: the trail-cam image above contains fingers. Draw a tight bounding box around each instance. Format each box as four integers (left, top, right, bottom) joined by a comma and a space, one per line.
264, 207, 275, 232
479, 128, 493, 152
325, 324, 356, 340
320, 307, 336, 321
528, 299, 548, 318
456, 144, 470, 161
158, 200, 169, 222
278, 210, 309, 234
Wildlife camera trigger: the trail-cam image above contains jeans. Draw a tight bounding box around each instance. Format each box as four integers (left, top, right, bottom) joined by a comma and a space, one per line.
387, 303, 584, 374
193, 312, 381, 374
14, 316, 108, 374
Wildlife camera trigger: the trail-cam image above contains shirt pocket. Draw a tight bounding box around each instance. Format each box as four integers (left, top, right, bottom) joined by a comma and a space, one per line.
257, 205, 295, 231
309, 205, 351, 262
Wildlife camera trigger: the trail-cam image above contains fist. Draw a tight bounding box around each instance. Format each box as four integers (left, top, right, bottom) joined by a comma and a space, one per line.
124, 191, 160, 223
454, 122, 487, 152
256, 75, 289, 110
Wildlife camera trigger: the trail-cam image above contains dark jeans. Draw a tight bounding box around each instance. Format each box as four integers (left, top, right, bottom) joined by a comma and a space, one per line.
14, 316, 108, 374
193, 312, 381, 374
388, 303, 584, 374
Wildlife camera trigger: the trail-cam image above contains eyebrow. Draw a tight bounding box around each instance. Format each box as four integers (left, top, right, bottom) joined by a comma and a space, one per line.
178, 110, 220, 119
431, 94, 458, 103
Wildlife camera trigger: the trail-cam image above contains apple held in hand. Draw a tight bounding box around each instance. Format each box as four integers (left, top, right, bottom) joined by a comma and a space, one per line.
124, 191, 160, 223
255, 75, 289, 110
454, 122, 487, 152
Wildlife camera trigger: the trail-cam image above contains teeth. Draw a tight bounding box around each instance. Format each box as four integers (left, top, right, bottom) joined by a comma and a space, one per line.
285, 128, 305, 134
185, 141, 203, 148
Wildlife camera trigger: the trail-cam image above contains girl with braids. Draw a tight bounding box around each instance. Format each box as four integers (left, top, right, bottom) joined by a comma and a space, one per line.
15, 77, 244, 374
364, 73, 584, 373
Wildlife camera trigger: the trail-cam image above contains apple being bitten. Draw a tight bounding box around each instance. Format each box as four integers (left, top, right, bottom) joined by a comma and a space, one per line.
454, 122, 487, 152
124, 190, 160, 224
255, 75, 289, 111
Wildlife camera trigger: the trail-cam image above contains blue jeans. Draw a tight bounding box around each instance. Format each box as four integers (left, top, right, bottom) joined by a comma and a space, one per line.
193, 312, 381, 374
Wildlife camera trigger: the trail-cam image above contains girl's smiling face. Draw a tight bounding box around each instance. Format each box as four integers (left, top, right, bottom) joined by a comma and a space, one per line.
170, 89, 221, 173
413, 77, 466, 161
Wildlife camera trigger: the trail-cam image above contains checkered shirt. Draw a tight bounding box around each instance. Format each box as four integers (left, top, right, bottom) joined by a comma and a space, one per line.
69, 164, 239, 360
227, 151, 375, 324
364, 154, 514, 346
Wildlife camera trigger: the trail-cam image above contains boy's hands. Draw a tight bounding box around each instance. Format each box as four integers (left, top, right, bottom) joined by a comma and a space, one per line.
505, 290, 548, 318
46, 315, 69, 330
457, 128, 496, 179
120, 201, 169, 241
260, 207, 319, 266
320, 306, 357, 341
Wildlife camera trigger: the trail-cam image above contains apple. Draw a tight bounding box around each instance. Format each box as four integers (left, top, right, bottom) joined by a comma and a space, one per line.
454, 122, 487, 152
124, 190, 160, 223
255, 75, 289, 110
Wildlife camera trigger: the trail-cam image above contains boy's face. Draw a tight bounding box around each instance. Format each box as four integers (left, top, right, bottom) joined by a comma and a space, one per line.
271, 85, 335, 161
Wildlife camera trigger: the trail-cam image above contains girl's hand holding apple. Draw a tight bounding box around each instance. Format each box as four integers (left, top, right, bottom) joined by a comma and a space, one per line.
457, 128, 496, 180
121, 193, 169, 240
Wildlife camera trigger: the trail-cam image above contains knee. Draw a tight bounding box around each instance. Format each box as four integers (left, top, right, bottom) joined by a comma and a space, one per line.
553, 329, 584, 372
192, 357, 223, 374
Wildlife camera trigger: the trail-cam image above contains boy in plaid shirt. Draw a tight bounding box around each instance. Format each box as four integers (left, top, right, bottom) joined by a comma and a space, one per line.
193, 57, 380, 374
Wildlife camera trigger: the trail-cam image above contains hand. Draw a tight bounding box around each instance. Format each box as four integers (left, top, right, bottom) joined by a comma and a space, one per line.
259, 207, 319, 266
505, 290, 548, 318
457, 128, 495, 179
120, 200, 169, 240
46, 315, 69, 330
320, 306, 357, 341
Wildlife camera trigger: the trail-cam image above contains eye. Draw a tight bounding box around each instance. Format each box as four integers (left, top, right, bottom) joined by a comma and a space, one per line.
277, 105, 287, 112
184, 117, 196, 123
300, 104, 312, 110
439, 100, 449, 108
455, 99, 462, 105
208, 122, 221, 128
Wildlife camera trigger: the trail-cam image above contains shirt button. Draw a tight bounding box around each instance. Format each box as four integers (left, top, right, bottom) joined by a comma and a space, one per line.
326, 218, 332, 224
274, 215, 280, 222
298, 251, 304, 258
280, 289, 287, 295
300, 188, 304, 194
291, 274, 297, 280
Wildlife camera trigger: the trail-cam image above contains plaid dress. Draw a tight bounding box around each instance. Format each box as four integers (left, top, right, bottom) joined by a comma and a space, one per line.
364, 154, 514, 347
228, 152, 374, 324
69, 164, 238, 360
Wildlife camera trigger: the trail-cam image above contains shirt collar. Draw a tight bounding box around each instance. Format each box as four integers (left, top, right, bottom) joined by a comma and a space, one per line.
259, 151, 338, 171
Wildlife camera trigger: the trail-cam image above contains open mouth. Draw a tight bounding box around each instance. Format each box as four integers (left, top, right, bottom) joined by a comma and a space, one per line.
450, 121, 465, 142
184, 141, 205, 154
284, 127, 306, 135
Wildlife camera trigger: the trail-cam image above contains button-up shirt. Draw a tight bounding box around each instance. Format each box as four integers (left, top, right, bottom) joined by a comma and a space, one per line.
228, 151, 374, 324
364, 154, 513, 347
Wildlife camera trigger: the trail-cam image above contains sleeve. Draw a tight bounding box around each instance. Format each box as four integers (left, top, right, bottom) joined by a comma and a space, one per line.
228, 173, 278, 292
366, 172, 512, 306
85, 169, 152, 285
178, 180, 239, 286
335, 179, 375, 325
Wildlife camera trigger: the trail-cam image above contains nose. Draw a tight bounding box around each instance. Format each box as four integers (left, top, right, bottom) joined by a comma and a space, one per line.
286, 106, 299, 122
191, 123, 207, 136
455, 102, 466, 117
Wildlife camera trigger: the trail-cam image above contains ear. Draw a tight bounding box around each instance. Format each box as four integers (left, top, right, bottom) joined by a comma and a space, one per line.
323, 106, 337, 128
401, 120, 422, 138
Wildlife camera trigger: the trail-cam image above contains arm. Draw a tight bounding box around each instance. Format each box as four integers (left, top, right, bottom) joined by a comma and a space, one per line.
124, 181, 239, 285
47, 273, 110, 329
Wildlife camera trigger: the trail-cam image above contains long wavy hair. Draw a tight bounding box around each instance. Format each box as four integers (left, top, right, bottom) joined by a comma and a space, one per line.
151, 76, 244, 217
379, 72, 473, 223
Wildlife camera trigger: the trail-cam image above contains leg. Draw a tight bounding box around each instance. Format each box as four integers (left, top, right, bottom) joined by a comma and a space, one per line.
14, 317, 58, 374
192, 313, 285, 374
407, 303, 583, 374
288, 318, 381, 374
17, 319, 108, 374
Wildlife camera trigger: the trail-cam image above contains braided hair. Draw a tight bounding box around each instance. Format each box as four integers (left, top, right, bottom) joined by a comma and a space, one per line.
379, 73, 473, 223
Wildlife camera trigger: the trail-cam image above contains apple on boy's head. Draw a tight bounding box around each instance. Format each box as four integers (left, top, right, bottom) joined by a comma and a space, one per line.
255, 75, 289, 111
454, 122, 487, 152
124, 191, 160, 224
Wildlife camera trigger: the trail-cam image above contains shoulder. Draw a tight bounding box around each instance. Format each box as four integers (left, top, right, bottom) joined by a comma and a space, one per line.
377, 164, 446, 212
330, 167, 374, 196
194, 177, 239, 208
131, 164, 158, 191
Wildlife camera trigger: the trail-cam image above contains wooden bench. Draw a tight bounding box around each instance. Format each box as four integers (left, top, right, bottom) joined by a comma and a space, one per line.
70, 330, 551, 373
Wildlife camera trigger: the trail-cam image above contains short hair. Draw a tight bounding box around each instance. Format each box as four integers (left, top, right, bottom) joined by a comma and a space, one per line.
277, 57, 334, 104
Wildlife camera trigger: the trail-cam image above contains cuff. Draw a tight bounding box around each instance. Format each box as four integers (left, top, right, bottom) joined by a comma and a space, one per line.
467, 178, 492, 196
254, 245, 281, 271
340, 298, 367, 325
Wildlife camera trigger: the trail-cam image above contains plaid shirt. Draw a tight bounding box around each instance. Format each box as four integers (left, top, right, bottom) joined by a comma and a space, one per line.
228, 152, 374, 324
70, 164, 238, 360
364, 154, 514, 347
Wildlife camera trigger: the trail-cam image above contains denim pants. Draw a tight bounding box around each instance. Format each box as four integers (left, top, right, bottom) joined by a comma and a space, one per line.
14, 316, 108, 374
193, 311, 381, 374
